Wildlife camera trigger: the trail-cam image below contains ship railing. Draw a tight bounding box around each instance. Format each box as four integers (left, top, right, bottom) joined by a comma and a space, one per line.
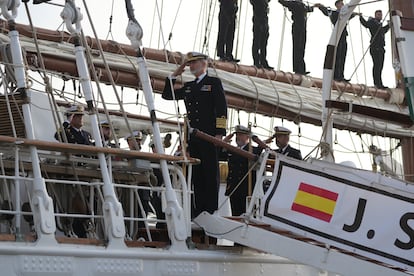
0, 139, 196, 246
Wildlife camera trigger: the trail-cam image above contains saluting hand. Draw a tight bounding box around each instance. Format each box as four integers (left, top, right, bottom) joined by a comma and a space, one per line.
223, 132, 234, 143
264, 136, 274, 144
172, 62, 186, 77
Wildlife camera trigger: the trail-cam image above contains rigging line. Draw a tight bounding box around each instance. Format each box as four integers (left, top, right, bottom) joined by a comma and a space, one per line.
202, 0, 217, 55
277, 8, 287, 71
348, 21, 360, 83
158, 0, 164, 50
79, 28, 120, 147
348, 130, 364, 168
347, 10, 391, 90
164, 0, 184, 49
234, 0, 242, 59
23, 1, 64, 141
105, 0, 115, 40
349, 0, 385, 8
153, 0, 169, 51
82, 0, 135, 145
215, 64, 264, 126
357, 5, 367, 85
278, 71, 303, 124
192, 0, 204, 51
218, 158, 260, 211
149, 2, 156, 49
165, 74, 187, 159
156, 43, 185, 148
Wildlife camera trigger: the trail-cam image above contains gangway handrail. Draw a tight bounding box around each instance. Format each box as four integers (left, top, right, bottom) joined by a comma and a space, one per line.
0, 135, 199, 163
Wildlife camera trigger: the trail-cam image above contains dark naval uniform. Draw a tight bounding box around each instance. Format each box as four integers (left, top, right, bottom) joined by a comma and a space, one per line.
250, 0, 272, 69
55, 125, 93, 145
225, 144, 262, 216
360, 15, 389, 88
162, 74, 227, 217
217, 0, 238, 61
276, 144, 302, 160
319, 6, 357, 81
279, 0, 314, 74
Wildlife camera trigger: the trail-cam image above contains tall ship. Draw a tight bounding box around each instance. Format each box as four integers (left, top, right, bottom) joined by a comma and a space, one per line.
0, 0, 413, 275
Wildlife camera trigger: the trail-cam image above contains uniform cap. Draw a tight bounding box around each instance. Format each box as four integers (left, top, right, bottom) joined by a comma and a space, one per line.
100, 120, 110, 128
126, 130, 143, 140
186, 51, 209, 62
66, 105, 85, 115
234, 125, 250, 135
274, 126, 291, 135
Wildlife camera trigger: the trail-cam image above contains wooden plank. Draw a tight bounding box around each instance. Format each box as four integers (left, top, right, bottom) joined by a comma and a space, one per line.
56, 236, 104, 246
125, 240, 169, 248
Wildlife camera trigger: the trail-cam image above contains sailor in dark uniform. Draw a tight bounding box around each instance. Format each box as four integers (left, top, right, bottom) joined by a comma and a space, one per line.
266, 126, 302, 160
54, 105, 93, 145
99, 120, 117, 148
162, 51, 228, 217
278, 0, 315, 75
250, 0, 273, 69
54, 105, 93, 238
216, 0, 240, 62
223, 125, 263, 216
359, 10, 389, 89
318, 0, 357, 81
54, 105, 76, 140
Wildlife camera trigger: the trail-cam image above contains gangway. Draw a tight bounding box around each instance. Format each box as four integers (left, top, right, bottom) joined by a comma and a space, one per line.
194, 213, 411, 276
194, 150, 414, 276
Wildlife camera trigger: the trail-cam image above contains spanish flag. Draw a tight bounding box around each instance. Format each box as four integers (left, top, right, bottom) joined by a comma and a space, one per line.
291, 182, 338, 222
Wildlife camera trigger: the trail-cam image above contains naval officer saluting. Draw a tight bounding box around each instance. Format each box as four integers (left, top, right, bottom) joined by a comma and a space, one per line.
162, 52, 228, 217
265, 126, 302, 160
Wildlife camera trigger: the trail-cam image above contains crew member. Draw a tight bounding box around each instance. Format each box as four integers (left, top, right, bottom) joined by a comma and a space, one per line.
54, 105, 93, 145
359, 10, 389, 89
217, 0, 240, 62
318, 0, 357, 81
223, 125, 263, 216
250, 0, 273, 69
266, 126, 302, 160
278, 0, 315, 75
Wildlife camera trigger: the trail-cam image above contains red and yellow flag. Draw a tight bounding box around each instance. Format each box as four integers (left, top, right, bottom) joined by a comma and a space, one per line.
291, 182, 338, 222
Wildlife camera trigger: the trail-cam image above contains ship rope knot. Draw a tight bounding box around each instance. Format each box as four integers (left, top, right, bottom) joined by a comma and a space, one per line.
319, 141, 334, 159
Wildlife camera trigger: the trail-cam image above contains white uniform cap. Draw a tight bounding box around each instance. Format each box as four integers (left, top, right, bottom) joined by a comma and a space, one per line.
186, 51, 209, 62
274, 126, 291, 135
126, 130, 143, 140
234, 125, 250, 135
100, 120, 110, 127
66, 105, 85, 115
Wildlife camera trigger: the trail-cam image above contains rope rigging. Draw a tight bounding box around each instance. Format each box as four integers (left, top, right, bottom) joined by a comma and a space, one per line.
2, 0, 404, 174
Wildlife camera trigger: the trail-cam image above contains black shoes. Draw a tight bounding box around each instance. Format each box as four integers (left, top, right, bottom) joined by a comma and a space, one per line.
219, 56, 240, 63
295, 71, 310, 75
254, 63, 274, 70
